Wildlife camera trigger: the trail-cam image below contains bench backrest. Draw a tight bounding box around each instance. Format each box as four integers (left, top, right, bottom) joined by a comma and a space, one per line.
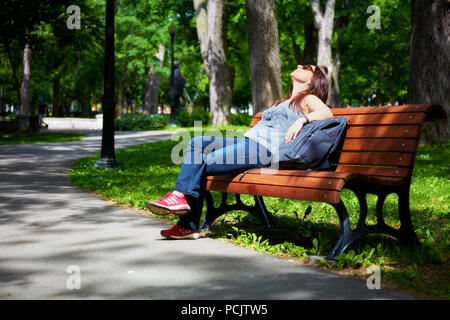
249, 104, 446, 182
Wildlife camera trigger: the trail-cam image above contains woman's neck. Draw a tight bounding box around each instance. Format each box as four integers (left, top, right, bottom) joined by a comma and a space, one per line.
289, 81, 309, 101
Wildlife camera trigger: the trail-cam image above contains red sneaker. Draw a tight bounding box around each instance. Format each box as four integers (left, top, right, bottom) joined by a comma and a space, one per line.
147, 192, 191, 215
161, 224, 200, 240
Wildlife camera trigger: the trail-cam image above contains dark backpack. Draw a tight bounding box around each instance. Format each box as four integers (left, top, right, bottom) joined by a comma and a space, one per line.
237, 117, 348, 181
276, 116, 348, 171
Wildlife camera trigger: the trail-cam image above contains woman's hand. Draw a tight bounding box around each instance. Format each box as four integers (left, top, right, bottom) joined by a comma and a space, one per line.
285, 117, 307, 143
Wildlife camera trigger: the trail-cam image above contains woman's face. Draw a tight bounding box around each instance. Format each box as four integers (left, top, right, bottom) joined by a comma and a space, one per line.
290, 65, 316, 85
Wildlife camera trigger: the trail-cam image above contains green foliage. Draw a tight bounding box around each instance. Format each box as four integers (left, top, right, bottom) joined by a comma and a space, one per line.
231, 113, 252, 126
175, 109, 211, 127
338, 0, 411, 106
114, 114, 170, 131
335, 245, 382, 269
227, 227, 309, 261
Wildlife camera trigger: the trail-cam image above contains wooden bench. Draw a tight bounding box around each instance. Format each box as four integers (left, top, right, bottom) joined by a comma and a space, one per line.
200, 104, 447, 260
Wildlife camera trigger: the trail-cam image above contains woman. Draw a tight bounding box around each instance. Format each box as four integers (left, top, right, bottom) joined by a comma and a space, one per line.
147, 64, 333, 239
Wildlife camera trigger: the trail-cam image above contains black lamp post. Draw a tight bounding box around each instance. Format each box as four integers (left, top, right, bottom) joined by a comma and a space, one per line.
94, 0, 121, 169
168, 23, 177, 127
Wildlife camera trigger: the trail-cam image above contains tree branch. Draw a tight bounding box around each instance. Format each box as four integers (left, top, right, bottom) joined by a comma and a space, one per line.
310, 0, 324, 28
324, 0, 336, 22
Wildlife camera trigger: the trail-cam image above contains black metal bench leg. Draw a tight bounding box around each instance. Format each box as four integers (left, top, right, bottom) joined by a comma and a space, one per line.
397, 186, 420, 247
327, 201, 354, 260
199, 191, 274, 231
253, 196, 274, 228
327, 185, 420, 260
200, 191, 227, 232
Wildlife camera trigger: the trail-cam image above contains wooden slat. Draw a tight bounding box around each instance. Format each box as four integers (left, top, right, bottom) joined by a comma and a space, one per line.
341, 139, 418, 153
206, 180, 341, 204
250, 104, 445, 127
208, 174, 346, 191
342, 113, 426, 126
335, 165, 410, 178
331, 104, 437, 116
337, 152, 414, 167
249, 114, 262, 127
346, 125, 421, 139
231, 168, 358, 181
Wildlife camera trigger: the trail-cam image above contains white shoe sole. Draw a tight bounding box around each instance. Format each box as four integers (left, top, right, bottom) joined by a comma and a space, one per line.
160, 231, 200, 240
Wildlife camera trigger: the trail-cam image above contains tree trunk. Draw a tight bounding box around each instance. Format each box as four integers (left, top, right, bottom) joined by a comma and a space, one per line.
246, 0, 283, 114
143, 68, 160, 115
208, 0, 233, 125
144, 43, 165, 115
303, 20, 317, 65
20, 41, 31, 116
194, 0, 211, 78
3, 39, 22, 105
311, 0, 338, 106
287, 25, 302, 65
389, 64, 397, 105
116, 64, 127, 118
53, 76, 61, 116
409, 0, 450, 143
81, 97, 91, 117
0, 87, 4, 113
330, 24, 342, 107
331, 50, 341, 107
376, 64, 383, 106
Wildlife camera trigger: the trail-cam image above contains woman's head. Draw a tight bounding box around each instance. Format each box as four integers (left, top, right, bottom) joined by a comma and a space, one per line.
290, 64, 315, 85
292, 65, 329, 103
276, 64, 329, 113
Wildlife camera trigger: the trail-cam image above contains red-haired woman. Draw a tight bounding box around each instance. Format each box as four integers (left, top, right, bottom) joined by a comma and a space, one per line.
147, 65, 333, 239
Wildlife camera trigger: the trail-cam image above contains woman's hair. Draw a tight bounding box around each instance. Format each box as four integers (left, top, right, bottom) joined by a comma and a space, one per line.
274, 66, 329, 114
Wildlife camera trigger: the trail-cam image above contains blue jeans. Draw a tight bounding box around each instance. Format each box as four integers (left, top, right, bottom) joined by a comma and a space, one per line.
174, 136, 272, 231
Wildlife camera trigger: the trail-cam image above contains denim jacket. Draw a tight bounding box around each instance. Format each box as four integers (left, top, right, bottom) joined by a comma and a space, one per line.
243, 100, 304, 155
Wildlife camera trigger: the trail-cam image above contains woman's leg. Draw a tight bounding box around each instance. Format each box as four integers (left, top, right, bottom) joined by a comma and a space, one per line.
173, 135, 241, 199
148, 136, 239, 217
176, 137, 271, 231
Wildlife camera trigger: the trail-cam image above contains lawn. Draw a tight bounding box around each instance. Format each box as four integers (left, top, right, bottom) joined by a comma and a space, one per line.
0, 131, 86, 145
70, 125, 449, 299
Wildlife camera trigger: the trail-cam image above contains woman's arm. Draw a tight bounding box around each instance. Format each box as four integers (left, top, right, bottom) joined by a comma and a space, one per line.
284, 94, 333, 143
302, 94, 333, 122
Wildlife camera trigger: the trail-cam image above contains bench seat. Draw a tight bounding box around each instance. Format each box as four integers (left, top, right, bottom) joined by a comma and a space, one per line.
207, 169, 358, 204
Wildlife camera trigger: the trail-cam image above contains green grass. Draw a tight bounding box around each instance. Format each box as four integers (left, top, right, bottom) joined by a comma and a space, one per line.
70, 127, 449, 299
0, 131, 86, 145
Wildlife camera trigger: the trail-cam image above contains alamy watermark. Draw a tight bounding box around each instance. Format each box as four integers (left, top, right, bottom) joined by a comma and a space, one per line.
367, 5, 381, 30
66, 265, 81, 290
66, 5, 81, 30
366, 265, 381, 290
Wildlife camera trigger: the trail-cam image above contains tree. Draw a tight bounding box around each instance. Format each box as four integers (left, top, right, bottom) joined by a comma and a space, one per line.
94, 0, 121, 169
409, 0, 450, 143
208, 0, 234, 125
193, 0, 234, 125
194, 0, 211, 78
245, 0, 283, 114
144, 43, 165, 115
310, 0, 339, 106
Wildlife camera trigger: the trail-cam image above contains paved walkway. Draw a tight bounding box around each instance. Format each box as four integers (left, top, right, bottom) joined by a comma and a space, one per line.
0, 130, 417, 299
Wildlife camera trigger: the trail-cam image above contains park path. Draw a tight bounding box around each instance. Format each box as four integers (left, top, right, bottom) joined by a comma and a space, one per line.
0, 129, 417, 299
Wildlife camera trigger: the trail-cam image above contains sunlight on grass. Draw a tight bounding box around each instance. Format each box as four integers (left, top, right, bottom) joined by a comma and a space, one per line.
0, 131, 86, 145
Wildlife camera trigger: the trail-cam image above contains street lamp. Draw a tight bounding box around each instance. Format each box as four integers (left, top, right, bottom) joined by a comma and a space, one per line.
168, 23, 177, 127
94, 0, 121, 169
